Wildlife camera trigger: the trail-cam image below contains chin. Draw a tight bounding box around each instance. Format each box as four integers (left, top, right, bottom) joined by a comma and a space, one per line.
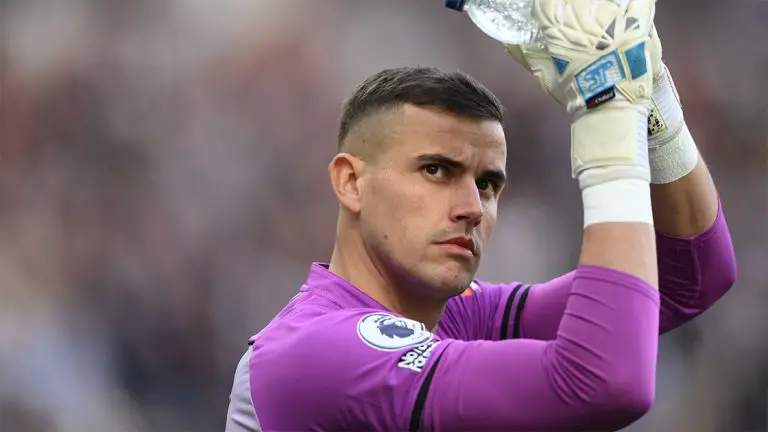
423, 266, 475, 297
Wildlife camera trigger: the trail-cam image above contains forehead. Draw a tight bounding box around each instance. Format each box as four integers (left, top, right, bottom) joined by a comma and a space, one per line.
387, 105, 507, 164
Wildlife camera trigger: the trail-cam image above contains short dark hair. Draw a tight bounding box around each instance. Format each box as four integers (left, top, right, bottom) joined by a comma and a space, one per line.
337, 66, 504, 150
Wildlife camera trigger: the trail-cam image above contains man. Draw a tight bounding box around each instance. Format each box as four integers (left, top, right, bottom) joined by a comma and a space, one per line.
226, 0, 736, 430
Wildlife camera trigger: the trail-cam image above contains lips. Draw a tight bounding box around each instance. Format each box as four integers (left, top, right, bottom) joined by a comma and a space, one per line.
438, 236, 477, 255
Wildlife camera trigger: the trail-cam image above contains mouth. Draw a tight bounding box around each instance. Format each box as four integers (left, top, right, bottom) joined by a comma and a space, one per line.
437, 236, 477, 257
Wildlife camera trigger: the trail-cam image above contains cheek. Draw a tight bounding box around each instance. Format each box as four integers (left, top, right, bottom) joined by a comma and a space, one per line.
368, 178, 432, 250
384, 188, 429, 236
479, 206, 498, 240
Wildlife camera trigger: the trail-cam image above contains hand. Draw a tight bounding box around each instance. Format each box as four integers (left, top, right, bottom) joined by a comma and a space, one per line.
505, 0, 656, 186
506, 0, 655, 113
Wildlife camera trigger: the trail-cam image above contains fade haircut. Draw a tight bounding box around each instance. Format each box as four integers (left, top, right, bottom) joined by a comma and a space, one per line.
337, 66, 504, 153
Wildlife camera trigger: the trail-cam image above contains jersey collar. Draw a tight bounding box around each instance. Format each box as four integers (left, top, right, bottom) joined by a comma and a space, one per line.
301, 262, 392, 311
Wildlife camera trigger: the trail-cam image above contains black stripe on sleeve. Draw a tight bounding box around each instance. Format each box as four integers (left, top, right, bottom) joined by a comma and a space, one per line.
512, 285, 532, 339
408, 350, 446, 432
499, 283, 524, 340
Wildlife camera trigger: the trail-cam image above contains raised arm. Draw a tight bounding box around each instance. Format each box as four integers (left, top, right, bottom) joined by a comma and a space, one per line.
517, 192, 735, 341
518, 202, 734, 341
510, 28, 737, 342
647, 24, 737, 317
423, 0, 664, 429
646, 25, 719, 238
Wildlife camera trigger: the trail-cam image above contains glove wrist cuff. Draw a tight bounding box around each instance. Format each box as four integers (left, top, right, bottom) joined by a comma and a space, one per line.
649, 123, 699, 184
571, 106, 650, 179
573, 107, 653, 227
648, 64, 684, 146
648, 64, 699, 184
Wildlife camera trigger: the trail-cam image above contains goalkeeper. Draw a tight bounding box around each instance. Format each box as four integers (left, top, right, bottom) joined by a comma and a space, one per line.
226, 0, 737, 430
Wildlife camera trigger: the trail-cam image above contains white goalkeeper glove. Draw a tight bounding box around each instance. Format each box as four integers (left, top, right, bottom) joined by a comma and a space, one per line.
507, 0, 657, 226
646, 24, 699, 184
507, 16, 698, 186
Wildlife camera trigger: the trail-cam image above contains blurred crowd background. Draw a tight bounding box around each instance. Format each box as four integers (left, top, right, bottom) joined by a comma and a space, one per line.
0, 0, 766, 431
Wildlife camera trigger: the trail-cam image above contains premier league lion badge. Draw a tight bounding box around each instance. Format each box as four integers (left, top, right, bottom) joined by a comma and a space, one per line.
356, 313, 433, 351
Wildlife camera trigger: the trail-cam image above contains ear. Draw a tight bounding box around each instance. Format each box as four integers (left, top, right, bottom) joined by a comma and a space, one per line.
329, 153, 366, 214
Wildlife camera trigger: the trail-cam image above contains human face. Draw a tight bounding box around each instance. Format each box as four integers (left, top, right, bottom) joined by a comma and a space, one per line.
359, 104, 507, 298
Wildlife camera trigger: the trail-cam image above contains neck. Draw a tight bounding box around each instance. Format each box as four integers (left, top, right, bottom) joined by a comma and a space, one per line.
328, 232, 446, 331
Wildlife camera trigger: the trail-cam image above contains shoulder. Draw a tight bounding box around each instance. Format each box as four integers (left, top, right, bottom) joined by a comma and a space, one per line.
249, 309, 450, 430
309, 309, 439, 356
255, 308, 437, 355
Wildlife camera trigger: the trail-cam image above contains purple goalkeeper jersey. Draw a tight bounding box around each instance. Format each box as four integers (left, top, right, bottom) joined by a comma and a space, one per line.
226, 205, 736, 432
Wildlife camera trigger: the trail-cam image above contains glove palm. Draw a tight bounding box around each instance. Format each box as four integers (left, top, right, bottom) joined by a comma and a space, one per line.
507, 0, 657, 184
507, 0, 656, 114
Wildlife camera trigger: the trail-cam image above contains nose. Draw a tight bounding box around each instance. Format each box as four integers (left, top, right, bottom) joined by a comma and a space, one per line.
449, 180, 484, 228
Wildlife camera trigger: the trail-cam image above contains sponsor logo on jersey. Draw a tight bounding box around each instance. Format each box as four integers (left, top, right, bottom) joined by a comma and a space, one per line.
398, 340, 440, 373
356, 313, 433, 352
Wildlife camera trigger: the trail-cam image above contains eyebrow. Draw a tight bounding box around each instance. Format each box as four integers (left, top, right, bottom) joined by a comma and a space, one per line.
414, 153, 507, 186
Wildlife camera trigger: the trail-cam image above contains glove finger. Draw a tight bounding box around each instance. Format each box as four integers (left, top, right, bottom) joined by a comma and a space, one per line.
505, 42, 567, 106
648, 24, 663, 76
625, 0, 656, 35
534, 0, 560, 29
592, 1, 625, 45
528, 56, 568, 105
504, 44, 533, 71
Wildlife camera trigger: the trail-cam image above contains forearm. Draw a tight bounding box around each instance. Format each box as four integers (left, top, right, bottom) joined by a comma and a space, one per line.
648, 63, 719, 237
519, 202, 736, 340
651, 152, 719, 237
649, 155, 736, 331
646, 61, 737, 324
582, 222, 658, 288
574, 106, 659, 288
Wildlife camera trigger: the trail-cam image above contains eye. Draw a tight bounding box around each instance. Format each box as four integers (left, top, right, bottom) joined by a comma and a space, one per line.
423, 164, 445, 177
476, 178, 500, 195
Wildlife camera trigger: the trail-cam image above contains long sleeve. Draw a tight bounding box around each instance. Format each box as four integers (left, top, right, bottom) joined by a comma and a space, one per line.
655, 202, 737, 329
421, 265, 660, 431
249, 266, 660, 431
517, 203, 737, 341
